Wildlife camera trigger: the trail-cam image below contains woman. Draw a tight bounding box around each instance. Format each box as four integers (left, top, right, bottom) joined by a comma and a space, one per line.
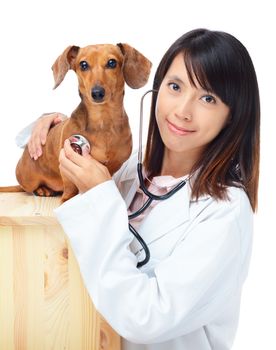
21, 28, 260, 349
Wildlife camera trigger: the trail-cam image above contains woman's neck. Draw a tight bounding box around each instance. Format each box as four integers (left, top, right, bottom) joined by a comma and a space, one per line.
160, 149, 199, 178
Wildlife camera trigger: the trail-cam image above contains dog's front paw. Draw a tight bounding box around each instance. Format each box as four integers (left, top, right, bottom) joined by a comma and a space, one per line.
34, 186, 63, 197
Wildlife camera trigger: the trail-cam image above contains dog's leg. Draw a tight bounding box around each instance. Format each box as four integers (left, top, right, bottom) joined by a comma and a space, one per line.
60, 175, 79, 202
33, 186, 63, 197
16, 134, 65, 197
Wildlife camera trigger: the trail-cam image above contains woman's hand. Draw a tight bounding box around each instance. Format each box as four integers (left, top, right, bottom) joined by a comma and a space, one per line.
59, 139, 111, 193
28, 112, 67, 160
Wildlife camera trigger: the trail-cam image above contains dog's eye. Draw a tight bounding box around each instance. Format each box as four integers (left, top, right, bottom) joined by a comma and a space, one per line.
80, 61, 89, 71
106, 59, 117, 69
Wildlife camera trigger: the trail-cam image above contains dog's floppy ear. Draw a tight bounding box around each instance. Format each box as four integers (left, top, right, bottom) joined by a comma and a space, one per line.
117, 43, 152, 89
52, 46, 80, 89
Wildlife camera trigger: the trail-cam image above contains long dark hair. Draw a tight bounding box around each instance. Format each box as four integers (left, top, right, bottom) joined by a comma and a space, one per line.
144, 29, 260, 211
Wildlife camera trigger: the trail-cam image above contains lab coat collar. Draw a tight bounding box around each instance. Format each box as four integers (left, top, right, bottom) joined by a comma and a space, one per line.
122, 174, 190, 250
119, 166, 211, 256
137, 181, 190, 245
120, 164, 211, 208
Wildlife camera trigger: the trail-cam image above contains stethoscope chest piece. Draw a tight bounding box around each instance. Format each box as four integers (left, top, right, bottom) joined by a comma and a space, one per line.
69, 134, 91, 155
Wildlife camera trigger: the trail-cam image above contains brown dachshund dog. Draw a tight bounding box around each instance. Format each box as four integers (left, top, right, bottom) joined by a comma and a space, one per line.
1, 43, 152, 202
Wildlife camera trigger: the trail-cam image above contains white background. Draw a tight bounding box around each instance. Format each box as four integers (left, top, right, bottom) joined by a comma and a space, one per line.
0, 0, 275, 348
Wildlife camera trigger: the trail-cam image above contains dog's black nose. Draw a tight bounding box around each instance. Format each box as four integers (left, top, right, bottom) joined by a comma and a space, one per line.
91, 85, 105, 102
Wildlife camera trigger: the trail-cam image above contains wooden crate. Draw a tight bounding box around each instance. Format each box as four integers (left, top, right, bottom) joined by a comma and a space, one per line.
0, 192, 120, 350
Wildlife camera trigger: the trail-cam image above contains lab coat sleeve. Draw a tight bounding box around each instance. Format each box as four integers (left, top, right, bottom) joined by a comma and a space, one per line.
54, 180, 251, 344
15, 120, 37, 148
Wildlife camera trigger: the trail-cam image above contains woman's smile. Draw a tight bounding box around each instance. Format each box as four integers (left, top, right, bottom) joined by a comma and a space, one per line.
166, 119, 195, 136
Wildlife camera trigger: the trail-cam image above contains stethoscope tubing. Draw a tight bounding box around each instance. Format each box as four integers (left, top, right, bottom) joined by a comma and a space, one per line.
128, 90, 187, 268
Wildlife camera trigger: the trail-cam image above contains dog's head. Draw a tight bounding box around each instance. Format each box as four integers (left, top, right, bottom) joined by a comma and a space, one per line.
52, 43, 152, 104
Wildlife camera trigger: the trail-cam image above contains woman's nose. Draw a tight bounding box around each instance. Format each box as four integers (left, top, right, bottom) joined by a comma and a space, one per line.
175, 99, 193, 121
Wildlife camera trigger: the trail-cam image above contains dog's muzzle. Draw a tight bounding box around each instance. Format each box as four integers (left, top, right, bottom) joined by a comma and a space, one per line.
91, 85, 105, 102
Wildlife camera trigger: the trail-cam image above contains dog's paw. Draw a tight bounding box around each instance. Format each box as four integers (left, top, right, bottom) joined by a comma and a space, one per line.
33, 186, 63, 197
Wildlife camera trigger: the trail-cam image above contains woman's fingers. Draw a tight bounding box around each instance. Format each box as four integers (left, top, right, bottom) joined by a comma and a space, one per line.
63, 139, 91, 166
40, 122, 53, 145
28, 112, 67, 160
59, 148, 80, 182
28, 134, 43, 160
59, 141, 85, 172
53, 113, 67, 126
59, 139, 111, 193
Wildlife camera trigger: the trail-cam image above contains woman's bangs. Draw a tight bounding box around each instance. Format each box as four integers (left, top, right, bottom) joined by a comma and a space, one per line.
182, 49, 232, 106
183, 51, 214, 94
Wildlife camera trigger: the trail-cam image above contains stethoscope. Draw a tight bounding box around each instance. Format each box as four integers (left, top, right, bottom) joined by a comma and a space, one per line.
128, 90, 187, 268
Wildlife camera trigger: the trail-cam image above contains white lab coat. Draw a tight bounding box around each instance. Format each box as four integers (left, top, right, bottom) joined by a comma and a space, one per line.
54, 151, 253, 350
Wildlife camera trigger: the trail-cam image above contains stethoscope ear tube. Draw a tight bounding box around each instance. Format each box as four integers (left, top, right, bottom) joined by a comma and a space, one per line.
128, 90, 187, 268
138, 89, 158, 163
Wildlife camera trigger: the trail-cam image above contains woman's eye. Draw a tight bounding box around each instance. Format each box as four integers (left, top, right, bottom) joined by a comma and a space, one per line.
80, 61, 89, 71
202, 95, 216, 104
106, 59, 117, 68
168, 82, 180, 91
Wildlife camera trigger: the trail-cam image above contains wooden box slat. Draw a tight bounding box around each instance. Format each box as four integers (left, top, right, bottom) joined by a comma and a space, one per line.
0, 193, 120, 350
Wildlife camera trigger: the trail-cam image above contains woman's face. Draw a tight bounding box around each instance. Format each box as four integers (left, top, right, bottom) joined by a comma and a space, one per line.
156, 53, 230, 163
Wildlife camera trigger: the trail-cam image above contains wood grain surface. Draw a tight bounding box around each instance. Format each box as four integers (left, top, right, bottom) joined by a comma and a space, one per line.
0, 192, 120, 350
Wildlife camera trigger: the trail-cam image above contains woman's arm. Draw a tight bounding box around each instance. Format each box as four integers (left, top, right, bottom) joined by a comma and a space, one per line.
55, 176, 252, 344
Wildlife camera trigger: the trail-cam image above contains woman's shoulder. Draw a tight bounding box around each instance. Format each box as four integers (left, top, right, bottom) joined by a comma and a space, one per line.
226, 186, 252, 214
192, 185, 253, 227
227, 186, 253, 225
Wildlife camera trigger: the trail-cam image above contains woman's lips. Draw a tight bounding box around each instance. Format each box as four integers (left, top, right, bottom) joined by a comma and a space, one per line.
166, 120, 195, 136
